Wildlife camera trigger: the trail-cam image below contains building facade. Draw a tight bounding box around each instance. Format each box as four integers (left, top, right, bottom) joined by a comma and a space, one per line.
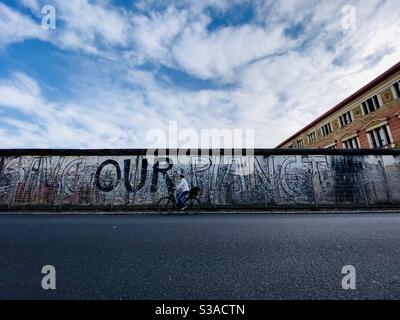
277, 62, 400, 149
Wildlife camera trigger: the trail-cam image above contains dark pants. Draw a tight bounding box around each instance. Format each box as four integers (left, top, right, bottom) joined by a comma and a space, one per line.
176, 191, 189, 207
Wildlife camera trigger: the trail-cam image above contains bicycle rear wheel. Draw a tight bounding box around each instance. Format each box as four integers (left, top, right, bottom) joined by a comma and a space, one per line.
157, 197, 174, 215
185, 197, 200, 215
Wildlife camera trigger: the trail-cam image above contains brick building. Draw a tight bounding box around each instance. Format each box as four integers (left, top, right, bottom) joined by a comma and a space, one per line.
277, 62, 400, 149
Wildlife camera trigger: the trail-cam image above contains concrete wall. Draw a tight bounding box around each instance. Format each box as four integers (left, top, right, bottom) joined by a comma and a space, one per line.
1, 149, 400, 210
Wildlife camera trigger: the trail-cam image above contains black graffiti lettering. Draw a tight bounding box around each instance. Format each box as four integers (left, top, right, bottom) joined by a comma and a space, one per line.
95, 160, 121, 192
61, 158, 83, 193
124, 158, 148, 192
151, 158, 173, 193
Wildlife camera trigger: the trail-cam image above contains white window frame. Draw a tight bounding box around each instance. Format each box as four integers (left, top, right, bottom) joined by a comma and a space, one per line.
362, 94, 382, 115
377, 93, 384, 107
307, 132, 316, 144
366, 122, 394, 148
339, 110, 353, 128
392, 80, 400, 99
321, 123, 332, 136
342, 136, 360, 149
297, 139, 304, 148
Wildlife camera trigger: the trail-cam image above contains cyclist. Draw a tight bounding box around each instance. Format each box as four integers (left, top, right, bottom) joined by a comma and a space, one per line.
176, 174, 190, 209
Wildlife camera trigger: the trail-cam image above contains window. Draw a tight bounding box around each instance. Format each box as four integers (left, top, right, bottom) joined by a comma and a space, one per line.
339, 111, 353, 127
342, 137, 360, 149
297, 139, 304, 148
367, 124, 393, 148
362, 95, 381, 115
394, 81, 400, 98
287, 144, 294, 149
325, 143, 336, 149
307, 132, 316, 144
321, 123, 332, 136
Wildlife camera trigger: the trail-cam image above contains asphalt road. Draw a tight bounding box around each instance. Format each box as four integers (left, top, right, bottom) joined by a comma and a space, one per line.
0, 212, 400, 300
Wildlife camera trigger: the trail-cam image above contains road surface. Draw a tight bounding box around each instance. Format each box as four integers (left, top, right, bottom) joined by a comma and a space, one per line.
0, 212, 399, 299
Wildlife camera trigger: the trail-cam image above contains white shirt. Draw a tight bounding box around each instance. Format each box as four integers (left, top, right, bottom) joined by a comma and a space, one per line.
177, 178, 189, 192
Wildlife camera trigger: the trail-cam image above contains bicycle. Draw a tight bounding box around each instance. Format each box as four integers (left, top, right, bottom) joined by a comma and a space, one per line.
157, 186, 201, 215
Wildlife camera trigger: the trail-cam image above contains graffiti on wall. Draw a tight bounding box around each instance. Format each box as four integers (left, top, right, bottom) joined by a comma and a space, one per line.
0, 154, 399, 208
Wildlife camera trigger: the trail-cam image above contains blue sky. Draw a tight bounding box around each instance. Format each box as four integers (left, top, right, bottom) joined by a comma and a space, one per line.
0, 0, 399, 148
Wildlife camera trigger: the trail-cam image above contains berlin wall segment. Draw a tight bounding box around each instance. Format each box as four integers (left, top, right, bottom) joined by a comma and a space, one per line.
0, 149, 400, 210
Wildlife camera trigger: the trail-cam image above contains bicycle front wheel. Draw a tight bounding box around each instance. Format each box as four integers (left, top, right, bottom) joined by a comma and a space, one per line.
157, 197, 174, 215
185, 197, 201, 215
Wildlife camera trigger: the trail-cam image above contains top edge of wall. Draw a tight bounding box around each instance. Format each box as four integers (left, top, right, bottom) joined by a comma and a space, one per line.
0, 148, 400, 156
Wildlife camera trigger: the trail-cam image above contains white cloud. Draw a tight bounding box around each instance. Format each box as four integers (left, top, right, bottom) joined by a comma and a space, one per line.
127, 3, 299, 81
0, 3, 47, 47
56, 0, 129, 46
21, 0, 40, 11
4, 0, 131, 54
171, 22, 295, 81
131, 6, 188, 65
0, 72, 42, 111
